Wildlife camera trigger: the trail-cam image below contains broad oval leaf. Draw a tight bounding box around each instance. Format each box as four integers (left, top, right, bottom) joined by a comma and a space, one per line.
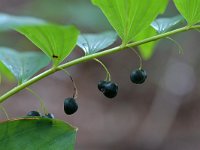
0, 118, 77, 150
151, 15, 185, 34
92, 0, 168, 45
135, 26, 158, 60
173, 0, 200, 25
16, 24, 80, 66
0, 47, 50, 84
0, 13, 46, 32
77, 31, 117, 55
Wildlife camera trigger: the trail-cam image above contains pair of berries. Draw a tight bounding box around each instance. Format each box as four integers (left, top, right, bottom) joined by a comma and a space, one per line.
130, 69, 147, 84
98, 81, 118, 98
27, 111, 54, 119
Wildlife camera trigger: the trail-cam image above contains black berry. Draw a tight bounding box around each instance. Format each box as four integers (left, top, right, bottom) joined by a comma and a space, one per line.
43, 113, 55, 119
27, 111, 41, 117
130, 69, 147, 84
98, 80, 107, 91
98, 81, 118, 98
64, 97, 78, 115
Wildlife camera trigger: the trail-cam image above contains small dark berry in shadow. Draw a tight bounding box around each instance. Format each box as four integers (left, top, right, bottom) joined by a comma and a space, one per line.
130, 69, 147, 84
64, 97, 78, 115
27, 111, 40, 117
43, 113, 55, 119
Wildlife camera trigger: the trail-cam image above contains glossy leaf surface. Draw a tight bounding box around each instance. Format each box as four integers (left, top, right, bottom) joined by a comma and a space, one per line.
77, 31, 117, 55
151, 15, 185, 33
0, 118, 77, 150
0, 47, 50, 84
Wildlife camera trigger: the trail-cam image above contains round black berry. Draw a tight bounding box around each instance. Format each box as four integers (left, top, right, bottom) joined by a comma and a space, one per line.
98, 80, 107, 91
64, 97, 78, 115
130, 69, 147, 84
27, 111, 41, 117
43, 113, 55, 119
98, 81, 118, 98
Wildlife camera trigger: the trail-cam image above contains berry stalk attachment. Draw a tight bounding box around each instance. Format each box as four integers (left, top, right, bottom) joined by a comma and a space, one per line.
128, 47, 147, 84
94, 58, 111, 81
61, 69, 78, 99
26, 87, 48, 114
166, 37, 184, 54
94, 58, 118, 98
0, 104, 9, 119
129, 47, 143, 70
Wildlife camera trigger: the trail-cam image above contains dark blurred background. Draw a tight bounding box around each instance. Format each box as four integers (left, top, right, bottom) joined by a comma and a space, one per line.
0, 0, 200, 150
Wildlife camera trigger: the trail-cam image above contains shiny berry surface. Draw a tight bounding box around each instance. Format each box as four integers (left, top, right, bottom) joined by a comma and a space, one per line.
27, 111, 41, 117
64, 97, 78, 115
130, 69, 147, 84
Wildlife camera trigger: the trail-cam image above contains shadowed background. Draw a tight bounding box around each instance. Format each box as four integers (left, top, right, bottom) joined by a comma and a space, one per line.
0, 0, 200, 150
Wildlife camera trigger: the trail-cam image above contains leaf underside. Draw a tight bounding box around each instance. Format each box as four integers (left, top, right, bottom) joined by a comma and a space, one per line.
77, 31, 117, 55
0, 118, 77, 150
0, 47, 50, 84
0, 13, 46, 32
151, 15, 185, 33
136, 15, 185, 60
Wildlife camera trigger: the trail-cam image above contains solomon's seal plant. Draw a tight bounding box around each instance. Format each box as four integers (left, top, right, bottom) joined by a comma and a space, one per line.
0, 0, 200, 149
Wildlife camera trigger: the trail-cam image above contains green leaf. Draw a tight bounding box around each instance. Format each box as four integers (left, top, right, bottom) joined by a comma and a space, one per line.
0, 118, 77, 150
77, 31, 117, 55
151, 15, 185, 34
0, 47, 50, 84
173, 0, 200, 25
135, 26, 158, 60
92, 0, 168, 45
0, 13, 46, 31
136, 15, 185, 60
16, 24, 80, 66
0, 62, 15, 82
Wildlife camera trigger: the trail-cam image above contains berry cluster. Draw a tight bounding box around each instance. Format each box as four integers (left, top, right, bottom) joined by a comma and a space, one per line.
97, 68, 147, 99
26, 67, 147, 118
